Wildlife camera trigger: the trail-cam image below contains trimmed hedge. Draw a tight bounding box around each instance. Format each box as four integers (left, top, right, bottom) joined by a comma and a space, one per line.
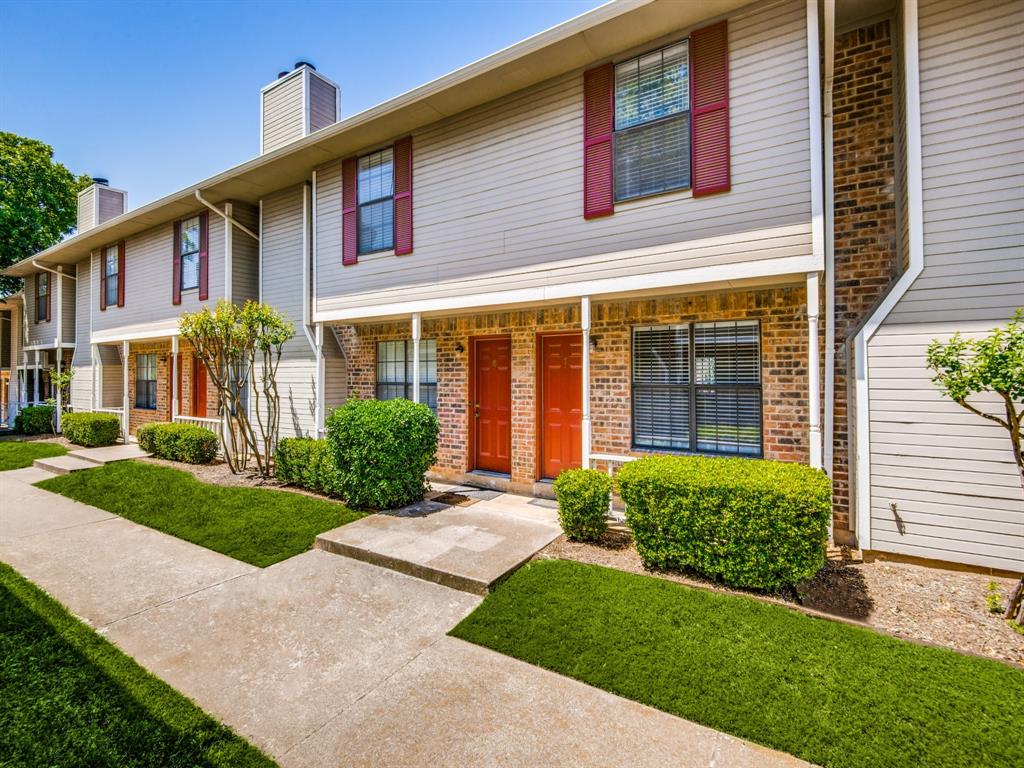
61, 412, 121, 447
137, 422, 219, 464
14, 405, 55, 435
274, 437, 341, 497
326, 398, 439, 510
553, 468, 612, 542
617, 455, 831, 590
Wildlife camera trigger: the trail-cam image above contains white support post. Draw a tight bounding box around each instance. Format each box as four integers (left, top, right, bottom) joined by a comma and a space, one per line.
171, 336, 179, 419
91, 344, 99, 411
223, 202, 233, 303
32, 350, 39, 404
315, 322, 325, 435
411, 312, 421, 406
55, 348, 62, 432
21, 351, 27, 407
806, 272, 823, 470
121, 340, 130, 441
581, 296, 592, 470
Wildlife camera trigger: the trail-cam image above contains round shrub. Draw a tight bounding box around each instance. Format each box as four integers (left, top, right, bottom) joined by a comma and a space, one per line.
553, 468, 612, 542
275, 437, 342, 497
61, 412, 121, 447
326, 398, 439, 510
14, 405, 55, 435
137, 422, 219, 464
617, 455, 832, 591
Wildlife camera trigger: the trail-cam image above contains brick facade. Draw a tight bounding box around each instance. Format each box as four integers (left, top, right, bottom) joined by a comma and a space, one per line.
830, 19, 900, 540
126, 340, 217, 434
335, 285, 810, 494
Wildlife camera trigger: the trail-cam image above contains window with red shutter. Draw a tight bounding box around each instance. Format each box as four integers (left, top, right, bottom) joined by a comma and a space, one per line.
117, 240, 126, 307
393, 136, 413, 255
583, 63, 615, 218
691, 21, 731, 197
342, 157, 358, 265
172, 221, 182, 305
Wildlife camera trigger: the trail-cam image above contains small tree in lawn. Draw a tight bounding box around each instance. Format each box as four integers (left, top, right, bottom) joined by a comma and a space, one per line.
179, 300, 293, 477
926, 309, 1024, 623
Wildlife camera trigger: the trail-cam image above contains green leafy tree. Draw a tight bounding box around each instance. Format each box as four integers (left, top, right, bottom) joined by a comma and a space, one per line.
0, 132, 90, 295
927, 309, 1024, 622
179, 300, 293, 477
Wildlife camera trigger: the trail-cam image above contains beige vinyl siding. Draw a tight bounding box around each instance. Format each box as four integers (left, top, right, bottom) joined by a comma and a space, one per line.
262, 72, 305, 154
92, 211, 225, 333
323, 329, 347, 413
309, 74, 337, 133
70, 259, 93, 410
76, 187, 95, 233
865, 0, 1024, 571
314, 0, 814, 315
24, 276, 55, 348
261, 186, 317, 439
231, 203, 260, 303
97, 187, 125, 224
60, 270, 76, 345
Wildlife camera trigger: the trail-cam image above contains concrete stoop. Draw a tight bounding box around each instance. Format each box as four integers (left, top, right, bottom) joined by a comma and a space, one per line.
33, 455, 103, 475
33, 443, 152, 475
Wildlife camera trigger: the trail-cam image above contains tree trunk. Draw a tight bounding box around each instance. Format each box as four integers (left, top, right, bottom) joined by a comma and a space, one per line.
1005, 576, 1024, 623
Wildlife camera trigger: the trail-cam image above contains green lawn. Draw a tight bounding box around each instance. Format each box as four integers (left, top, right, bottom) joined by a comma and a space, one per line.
0, 440, 66, 471
451, 559, 1024, 768
36, 461, 365, 567
0, 562, 275, 767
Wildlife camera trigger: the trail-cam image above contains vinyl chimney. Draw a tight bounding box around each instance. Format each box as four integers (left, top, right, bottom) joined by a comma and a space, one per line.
77, 177, 127, 234
260, 61, 340, 154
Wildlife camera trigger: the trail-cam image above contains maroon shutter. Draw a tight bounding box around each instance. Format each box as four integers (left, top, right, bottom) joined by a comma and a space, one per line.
583, 63, 615, 219
117, 240, 126, 307
172, 221, 182, 305
691, 20, 731, 197
342, 157, 358, 265
198, 211, 209, 300
99, 251, 107, 311
393, 136, 413, 255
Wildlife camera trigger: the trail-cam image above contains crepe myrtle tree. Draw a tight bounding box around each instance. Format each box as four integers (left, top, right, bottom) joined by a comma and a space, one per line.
926, 308, 1024, 623
179, 300, 293, 477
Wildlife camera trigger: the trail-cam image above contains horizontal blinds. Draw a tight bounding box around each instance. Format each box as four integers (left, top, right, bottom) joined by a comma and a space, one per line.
376, 339, 438, 411
614, 113, 690, 201
633, 325, 690, 450
694, 321, 761, 455
614, 41, 689, 130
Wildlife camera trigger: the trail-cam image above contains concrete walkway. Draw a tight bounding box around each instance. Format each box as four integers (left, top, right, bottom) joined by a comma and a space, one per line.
0, 469, 809, 768
33, 442, 150, 475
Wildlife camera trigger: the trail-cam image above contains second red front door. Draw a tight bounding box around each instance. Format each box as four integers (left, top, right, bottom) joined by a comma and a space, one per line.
540, 333, 583, 479
473, 337, 511, 474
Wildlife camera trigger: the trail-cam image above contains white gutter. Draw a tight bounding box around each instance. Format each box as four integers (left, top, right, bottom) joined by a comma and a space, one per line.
194, 190, 259, 241
301, 183, 316, 354
823, 0, 836, 481
854, 0, 924, 549
805, 0, 824, 470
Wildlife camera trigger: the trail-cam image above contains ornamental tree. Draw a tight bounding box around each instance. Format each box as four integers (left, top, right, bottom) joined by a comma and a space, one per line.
926, 308, 1024, 622
179, 300, 293, 477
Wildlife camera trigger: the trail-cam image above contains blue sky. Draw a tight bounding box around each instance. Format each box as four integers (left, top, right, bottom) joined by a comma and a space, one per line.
1, 0, 602, 208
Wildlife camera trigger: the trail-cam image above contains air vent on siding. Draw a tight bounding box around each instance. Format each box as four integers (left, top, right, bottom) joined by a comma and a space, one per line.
76, 178, 127, 234
260, 62, 341, 154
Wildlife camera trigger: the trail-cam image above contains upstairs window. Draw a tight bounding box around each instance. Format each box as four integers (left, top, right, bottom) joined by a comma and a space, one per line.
613, 41, 691, 201
358, 148, 394, 255
135, 353, 157, 410
179, 216, 201, 291
36, 272, 49, 322
376, 339, 437, 411
104, 245, 119, 307
632, 320, 761, 456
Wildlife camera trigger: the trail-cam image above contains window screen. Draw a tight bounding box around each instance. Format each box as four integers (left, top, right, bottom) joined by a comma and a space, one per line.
632, 321, 762, 456
135, 353, 157, 410
375, 339, 437, 411
358, 148, 394, 254
36, 273, 48, 322
104, 246, 119, 307
613, 40, 691, 201
180, 216, 200, 291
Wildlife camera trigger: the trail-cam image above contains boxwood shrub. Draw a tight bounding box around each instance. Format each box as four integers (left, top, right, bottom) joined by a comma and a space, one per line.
61, 412, 121, 447
553, 468, 612, 542
137, 422, 219, 464
274, 437, 341, 497
14, 405, 55, 435
326, 398, 438, 510
617, 455, 831, 591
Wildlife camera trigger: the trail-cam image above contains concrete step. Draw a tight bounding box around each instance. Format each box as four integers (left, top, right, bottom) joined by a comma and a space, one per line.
68, 444, 150, 465
33, 455, 104, 475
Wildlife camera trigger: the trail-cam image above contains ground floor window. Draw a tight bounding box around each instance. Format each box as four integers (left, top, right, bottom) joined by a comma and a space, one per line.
376, 339, 437, 411
135, 353, 157, 410
632, 320, 761, 456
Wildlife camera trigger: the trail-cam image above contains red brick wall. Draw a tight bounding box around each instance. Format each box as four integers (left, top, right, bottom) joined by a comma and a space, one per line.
831, 19, 900, 540
334, 285, 809, 493
126, 340, 217, 434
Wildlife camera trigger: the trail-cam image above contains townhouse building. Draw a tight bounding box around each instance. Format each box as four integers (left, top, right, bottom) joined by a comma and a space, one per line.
3, 0, 1021, 574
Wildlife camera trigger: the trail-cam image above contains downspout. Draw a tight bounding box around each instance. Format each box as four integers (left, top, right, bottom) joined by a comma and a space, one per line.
301, 182, 316, 353
805, 0, 824, 470
55, 265, 62, 431
823, 0, 836, 481
853, 0, 924, 549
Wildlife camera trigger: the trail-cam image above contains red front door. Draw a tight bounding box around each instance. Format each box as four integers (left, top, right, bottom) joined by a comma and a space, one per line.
192, 355, 207, 418
540, 333, 583, 479
473, 337, 511, 474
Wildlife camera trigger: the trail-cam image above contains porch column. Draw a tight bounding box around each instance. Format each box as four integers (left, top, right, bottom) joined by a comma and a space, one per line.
91, 344, 99, 411
20, 351, 27, 407
581, 296, 592, 469
806, 272, 823, 469
315, 322, 325, 435
32, 350, 39, 404
171, 336, 179, 420
121, 340, 130, 441
411, 312, 421, 405
55, 347, 62, 432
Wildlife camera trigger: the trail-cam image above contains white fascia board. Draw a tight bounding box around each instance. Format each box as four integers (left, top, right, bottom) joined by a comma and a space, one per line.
91, 321, 180, 344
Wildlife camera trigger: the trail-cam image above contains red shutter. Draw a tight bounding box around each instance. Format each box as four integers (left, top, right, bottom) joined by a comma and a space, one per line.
393, 136, 413, 255
342, 157, 358, 265
583, 63, 615, 219
117, 240, 126, 307
198, 212, 209, 301
100, 251, 107, 311
691, 20, 731, 197
172, 221, 182, 305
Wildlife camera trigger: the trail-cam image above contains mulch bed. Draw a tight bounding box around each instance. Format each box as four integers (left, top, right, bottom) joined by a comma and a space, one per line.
538, 532, 1024, 666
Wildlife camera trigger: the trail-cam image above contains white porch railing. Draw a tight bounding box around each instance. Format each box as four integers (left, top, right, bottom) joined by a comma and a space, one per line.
173, 414, 225, 457
588, 452, 637, 520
